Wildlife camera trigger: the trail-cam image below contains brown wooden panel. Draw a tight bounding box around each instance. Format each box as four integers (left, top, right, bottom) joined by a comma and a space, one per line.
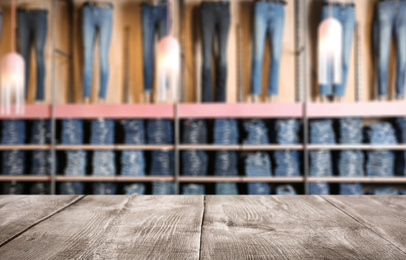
0, 195, 81, 246
201, 195, 406, 259
323, 195, 406, 253
0, 195, 204, 260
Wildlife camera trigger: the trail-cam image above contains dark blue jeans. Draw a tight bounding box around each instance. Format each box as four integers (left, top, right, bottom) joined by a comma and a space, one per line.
122, 119, 146, 195
30, 120, 52, 194
373, 0, 406, 98
82, 3, 113, 99
59, 119, 86, 195
91, 119, 116, 195
200, 1, 230, 102
141, 2, 167, 93
245, 152, 271, 195
251, 1, 285, 95
319, 2, 355, 97
1, 120, 26, 194
17, 9, 47, 101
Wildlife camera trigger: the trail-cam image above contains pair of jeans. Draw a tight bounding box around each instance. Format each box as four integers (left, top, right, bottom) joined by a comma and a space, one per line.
82, 3, 113, 99
276, 185, 297, 195
243, 119, 269, 145
367, 186, 398, 195
319, 2, 355, 97
59, 119, 86, 195
182, 184, 205, 195
338, 118, 362, 144
245, 152, 271, 195
1, 120, 26, 194
142, 2, 168, 93
91, 119, 115, 194
147, 119, 173, 144
251, 1, 285, 95
214, 119, 239, 144
30, 120, 52, 194
200, 1, 230, 102
274, 119, 300, 144
182, 119, 207, 144
214, 151, 238, 195
340, 183, 363, 195
274, 150, 301, 177
365, 122, 397, 145
373, 0, 406, 98
122, 119, 146, 195
17, 9, 47, 101
366, 151, 395, 177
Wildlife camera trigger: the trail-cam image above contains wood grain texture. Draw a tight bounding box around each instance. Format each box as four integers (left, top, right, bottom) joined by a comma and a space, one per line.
201, 195, 406, 260
0, 195, 204, 260
323, 196, 406, 254
0, 195, 81, 246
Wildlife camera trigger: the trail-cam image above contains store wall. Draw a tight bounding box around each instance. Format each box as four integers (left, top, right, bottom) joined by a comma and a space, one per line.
0, 0, 398, 104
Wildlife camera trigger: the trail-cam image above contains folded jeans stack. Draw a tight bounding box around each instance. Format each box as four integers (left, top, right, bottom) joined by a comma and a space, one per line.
181, 119, 208, 195
59, 119, 86, 195
365, 122, 396, 177
243, 119, 271, 194
337, 118, 364, 195
1, 120, 26, 194
367, 186, 399, 195
214, 119, 239, 195
147, 119, 175, 194
274, 119, 301, 194
245, 152, 271, 195
309, 119, 335, 195
30, 120, 53, 194
91, 119, 116, 195
394, 118, 406, 176
121, 119, 146, 195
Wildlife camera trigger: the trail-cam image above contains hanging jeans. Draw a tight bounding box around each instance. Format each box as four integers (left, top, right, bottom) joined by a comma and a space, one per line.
59, 119, 86, 195
200, 1, 230, 102
17, 9, 48, 101
1, 120, 26, 194
182, 119, 208, 195
121, 119, 146, 195
91, 119, 116, 195
373, 0, 406, 98
82, 2, 113, 99
319, 2, 355, 97
141, 2, 167, 93
251, 1, 285, 96
30, 120, 52, 194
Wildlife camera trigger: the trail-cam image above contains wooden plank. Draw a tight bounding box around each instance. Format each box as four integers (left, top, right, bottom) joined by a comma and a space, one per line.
201, 196, 406, 259
323, 196, 406, 254
0, 196, 204, 260
0, 195, 81, 246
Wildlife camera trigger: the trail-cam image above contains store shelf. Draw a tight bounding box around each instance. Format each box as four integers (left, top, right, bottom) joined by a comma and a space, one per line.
178, 103, 303, 118
0, 175, 51, 181
179, 145, 240, 150
307, 101, 406, 118
0, 145, 52, 150
308, 145, 406, 150
56, 145, 175, 150
54, 104, 175, 119
56, 176, 175, 182
241, 177, 305, 182
178, 176, 304, 182
178, 176, 242, 182
308, 177, 406, 183
179, 145, 304, 150
241, 145, 304, 150
0, 104, 51, 119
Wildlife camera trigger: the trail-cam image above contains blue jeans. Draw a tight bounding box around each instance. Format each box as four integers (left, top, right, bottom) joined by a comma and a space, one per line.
367, 186, 398, 195
251, 1, 285, 95
214, 119, 239, 145
338, 118, 362, 144
319, 2, 355, 97
243, 119, 269, 145
340, 183, 363, 195
91, 119, 116, 195
182, 184, 205, 195
200, 1, 230, 102
245, 152, 271, 195
182, 119, 207, 144
141, 2, 167, 93
17, 9, 47, 101
122, 119, 146, 195
30, 120, 52, 194
373, 0, 406, 98
60, 119, 86, 195
82, 3, 113, 99
1, 120, 26, 194
274, 150, 301, 177
147, 119, 173, 144
276, 185, 297, 195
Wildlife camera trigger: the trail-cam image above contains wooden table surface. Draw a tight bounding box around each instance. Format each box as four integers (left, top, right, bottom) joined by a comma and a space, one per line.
0, 195, 405, 259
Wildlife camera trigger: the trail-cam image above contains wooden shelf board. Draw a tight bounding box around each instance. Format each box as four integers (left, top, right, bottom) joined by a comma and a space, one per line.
56, 176, 175, 182
0, 145, 52, 150
308, 177, 406, 183
0, 176, 51, 181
